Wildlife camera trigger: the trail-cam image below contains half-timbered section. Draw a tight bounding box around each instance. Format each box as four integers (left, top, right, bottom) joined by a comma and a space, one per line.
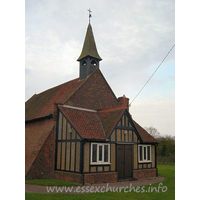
55, 109, 81, 173
25, 22, 158, 184
98, 108, 158, 180
54, 105, 119, 184
54, 105, 158, 184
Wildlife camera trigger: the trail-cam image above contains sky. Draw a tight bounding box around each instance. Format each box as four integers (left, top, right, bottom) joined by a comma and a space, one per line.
25, 0, 175, 136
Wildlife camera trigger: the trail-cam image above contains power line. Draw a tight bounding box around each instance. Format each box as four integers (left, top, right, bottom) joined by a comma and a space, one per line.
129, 44, 175, 106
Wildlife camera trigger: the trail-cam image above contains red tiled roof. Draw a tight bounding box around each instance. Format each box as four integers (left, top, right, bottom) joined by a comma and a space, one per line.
64, 69, 118, 110
98, 107, 125, 138
25, 78, 86, 121
58, 105, 106, 140
132, 119, 158, 143
25, 69, 118, 122
98, 106, 158, 143
25, 118, 55, 175
25, 67, 157, 144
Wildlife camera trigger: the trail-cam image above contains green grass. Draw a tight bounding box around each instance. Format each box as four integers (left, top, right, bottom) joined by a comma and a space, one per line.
25, 179, 80, 187
25, 164, 175, 200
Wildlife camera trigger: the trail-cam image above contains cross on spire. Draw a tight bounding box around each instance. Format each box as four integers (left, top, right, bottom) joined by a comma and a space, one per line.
88, 8, 92, 23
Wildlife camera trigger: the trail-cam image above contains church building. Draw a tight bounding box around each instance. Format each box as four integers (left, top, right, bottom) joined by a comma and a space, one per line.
25, 21, 158, 184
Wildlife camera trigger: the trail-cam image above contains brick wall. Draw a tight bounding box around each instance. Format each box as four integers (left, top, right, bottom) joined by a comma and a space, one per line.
118, 95, 129, 111
25, 127, 55, 180
84, 172, 118, 184
53, 171, 83, 184
53, 172, 118, 185
133, 168, 157, 179
65, 69, 118, 110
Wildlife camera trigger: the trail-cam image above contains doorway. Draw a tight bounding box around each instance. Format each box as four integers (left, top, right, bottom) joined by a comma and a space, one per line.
117, 144, 133, 180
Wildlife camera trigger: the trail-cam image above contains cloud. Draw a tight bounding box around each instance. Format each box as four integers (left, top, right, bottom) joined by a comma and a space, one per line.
130, 92, 175, 136
25, 0, 175, 136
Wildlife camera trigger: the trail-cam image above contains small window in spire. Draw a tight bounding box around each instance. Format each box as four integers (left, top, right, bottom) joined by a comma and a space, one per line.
82, 60, 87, 66
91, 60, 97, 66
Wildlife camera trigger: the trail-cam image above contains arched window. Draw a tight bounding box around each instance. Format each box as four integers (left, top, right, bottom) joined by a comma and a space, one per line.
91, 60, 97, 66
82, 60, 87, 66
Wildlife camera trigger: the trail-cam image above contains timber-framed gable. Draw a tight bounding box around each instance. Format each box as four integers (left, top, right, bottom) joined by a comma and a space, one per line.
25, 21, 158, 184
108, 109, 142, 144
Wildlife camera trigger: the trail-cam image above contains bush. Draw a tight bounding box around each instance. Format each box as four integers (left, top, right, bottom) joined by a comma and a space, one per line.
157, 155, 175, 164
156, 135, 175, 164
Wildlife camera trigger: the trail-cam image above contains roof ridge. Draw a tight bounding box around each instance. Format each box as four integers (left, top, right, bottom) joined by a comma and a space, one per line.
62, 68, 100, 104
25, 77, 83, 121
98, 105, 127, 112
35, 78, 82, 119
107, 109, 126, 138
58, 105, 106, 140
98, 107, 126, 138
96, 112, 107, 139
63, 68, 119, 107
60, 105, 97, 113
93, 68, 118, 101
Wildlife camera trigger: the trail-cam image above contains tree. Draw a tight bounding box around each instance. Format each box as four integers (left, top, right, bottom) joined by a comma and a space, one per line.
144, 126, 175, 164
144, 126, 160, 139
161, 144, 167, 156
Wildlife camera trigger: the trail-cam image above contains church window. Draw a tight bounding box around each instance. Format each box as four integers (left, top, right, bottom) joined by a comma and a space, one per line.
138, 145, 151, 162
91, 143, 110, 164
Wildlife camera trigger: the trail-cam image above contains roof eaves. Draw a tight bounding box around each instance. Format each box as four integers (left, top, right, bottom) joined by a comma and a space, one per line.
131, 118, 158, 144
25, 114, 53, 123
140, 141, 159, 144
130, 118, 144, 143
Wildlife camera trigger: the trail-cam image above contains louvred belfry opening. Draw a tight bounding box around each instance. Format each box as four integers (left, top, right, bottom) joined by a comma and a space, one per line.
77, 23, 102, 80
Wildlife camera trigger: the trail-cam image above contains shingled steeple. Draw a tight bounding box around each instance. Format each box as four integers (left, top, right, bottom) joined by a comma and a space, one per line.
77, 23, 102, 80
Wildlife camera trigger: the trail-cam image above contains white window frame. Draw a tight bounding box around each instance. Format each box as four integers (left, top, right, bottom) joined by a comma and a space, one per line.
90, 143, 111, 165
138, 145, 152, 163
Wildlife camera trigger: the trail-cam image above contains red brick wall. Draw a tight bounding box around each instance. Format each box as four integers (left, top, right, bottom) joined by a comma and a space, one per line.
25, 127, 55, 180
53, 171, 83, 184
84, 172, 118, 184
65, 69, 118, 110
118, 95, 129, 111
133, 168, 157, 179
53, 172, 118, 185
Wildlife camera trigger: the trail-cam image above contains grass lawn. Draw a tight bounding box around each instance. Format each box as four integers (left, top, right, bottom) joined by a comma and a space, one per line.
25, 164, 175, 200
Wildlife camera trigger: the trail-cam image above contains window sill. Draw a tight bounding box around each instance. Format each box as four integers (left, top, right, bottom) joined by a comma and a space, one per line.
90, 163, 111, 165
138, 161, 152, 164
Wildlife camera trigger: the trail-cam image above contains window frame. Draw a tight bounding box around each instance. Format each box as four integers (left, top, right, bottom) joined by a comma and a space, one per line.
90, 143, 111, 165
138, 145, 152, 163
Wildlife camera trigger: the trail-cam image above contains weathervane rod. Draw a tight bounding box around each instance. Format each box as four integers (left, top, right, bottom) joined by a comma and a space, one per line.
88, 8, 92, 23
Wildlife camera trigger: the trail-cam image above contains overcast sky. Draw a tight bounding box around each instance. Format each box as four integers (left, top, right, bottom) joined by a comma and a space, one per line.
25, 0, 175, 136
